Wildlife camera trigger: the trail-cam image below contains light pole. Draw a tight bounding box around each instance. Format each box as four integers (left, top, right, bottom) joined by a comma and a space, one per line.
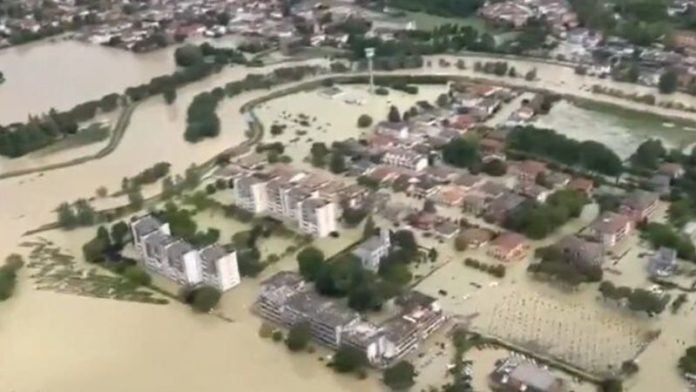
365, 47, 375, 94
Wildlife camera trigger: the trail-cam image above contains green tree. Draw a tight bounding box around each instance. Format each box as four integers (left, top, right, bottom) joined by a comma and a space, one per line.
383, 360, 416, 390
310, 142, 330, 167
285, 321, 312, 351
659, 69, 678, 94
332, 345, 368, 373
187, 286, 222, 312
631, 139, 665, 169
128, 189, 145, 209
436, 93, 450, 107
329, 151, 347, 174
57, 202, 78, 229
482, 159, 507, 176
388, 105, 401, 123
174, 44, 204, 67
357, 114, 373, 128
297, 246, 325, 281
111, 221, 130, 245
600, 378, 623, 392
124, 265, 151, 286
163, 88, 177, 104
442, 137, 479, 168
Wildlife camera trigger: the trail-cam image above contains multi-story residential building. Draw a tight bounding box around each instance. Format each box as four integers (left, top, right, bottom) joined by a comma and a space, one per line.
589, 212, 632, 248
620, 190, 659, 222
130, 216, 240, 292
382, 148, 428, 172
256, 272, 445, 368
232, 169, 338, 237
233, 174, 270, 213
299, 198, 338, 237
352, 229, 391, 271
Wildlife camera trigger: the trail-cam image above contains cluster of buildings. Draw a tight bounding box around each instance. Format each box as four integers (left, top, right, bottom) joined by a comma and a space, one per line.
229, 163, 369, 237
256, 271, 446, 367
479, 0, 578, 35
130, 215, 241, 291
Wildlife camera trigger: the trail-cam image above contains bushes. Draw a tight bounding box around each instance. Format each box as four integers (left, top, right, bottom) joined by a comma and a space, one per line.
357, 114, 373, 128
0, 254, 24, 301
123, 265, 152, 286
463, 258, 506, 278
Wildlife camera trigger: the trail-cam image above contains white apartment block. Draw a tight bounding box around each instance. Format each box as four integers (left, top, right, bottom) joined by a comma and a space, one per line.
352, 229, 391, 272
233, 174, 338, 237
233, 174, 269, 214
382, 148, 428, 172
130, 216, 241, 292
299, 198, 338, 238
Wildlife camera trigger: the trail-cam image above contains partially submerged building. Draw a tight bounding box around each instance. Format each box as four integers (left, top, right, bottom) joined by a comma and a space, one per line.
131, 215, 240, 291
255, 271, 446, 367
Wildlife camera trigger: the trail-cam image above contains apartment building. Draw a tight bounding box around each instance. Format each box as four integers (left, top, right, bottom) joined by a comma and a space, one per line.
233, 174, 270, 213
233, 171, 338, 237
256, 272, 445, 367
130, 215, 240, 291
299, 198, 338, 238
352, 229, 391, 272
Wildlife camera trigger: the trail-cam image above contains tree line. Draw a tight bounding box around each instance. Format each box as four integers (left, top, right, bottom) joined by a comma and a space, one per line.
507, 126, 624, 177
184, 65, 323, 142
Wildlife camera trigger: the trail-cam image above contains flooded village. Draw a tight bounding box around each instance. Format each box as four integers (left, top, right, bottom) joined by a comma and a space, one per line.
7, 1, 696, 392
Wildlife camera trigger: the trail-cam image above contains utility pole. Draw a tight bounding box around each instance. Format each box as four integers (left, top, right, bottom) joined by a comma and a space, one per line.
365, 47, 375, 94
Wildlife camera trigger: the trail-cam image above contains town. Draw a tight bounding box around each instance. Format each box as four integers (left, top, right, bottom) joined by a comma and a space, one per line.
4, 0, 696, 392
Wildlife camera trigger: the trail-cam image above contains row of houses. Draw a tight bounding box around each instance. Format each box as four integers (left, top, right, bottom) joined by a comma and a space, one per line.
255, 271, 446, 367
479, 0, 578, 35
130, 215, 241, 292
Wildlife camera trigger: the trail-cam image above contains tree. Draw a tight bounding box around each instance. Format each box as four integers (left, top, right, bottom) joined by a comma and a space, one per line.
329, 151, 347, 174
297, 246, 325, 281
442, 138, 479, 168
96, 186, 108, 198
631, 139, 665, 169
174, 44, 204, 67
436, 93, 450, 107
163, 88, 177, 104
525, 68, 537, 81
383, 360, 416, 390
388, 105, 401, 123
124, 265, 151, 286
128, 189, 145, 209
659, 69, 678, 94
357, 114, 373, 128
57, 202, 77, 229
187, 286, 221, 312
332, 345, 368, 373
600, 378, 623, 392
111, 221, 130, 245
285, 321, 312, 351
482, 159, 507, 176
82, 235, 108, 263
310, 142, 330, 167
454, 234, 469, 251
423, 199, 437, 213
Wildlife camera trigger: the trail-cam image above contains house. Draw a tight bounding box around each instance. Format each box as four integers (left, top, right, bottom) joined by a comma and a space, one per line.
513, 160, 548, 183
299, 198, 338, 238
648, 247, 678, 277
453, 173, 486, 190
479, 181, 507, 199
458, 228, 494, 248
672, 30, 696, 55
484, 192, 526, 225
488, 232, 527, 262
567, 177, 594, 195
353, 229, 391, 272
490, 357, 565, 392
408, 177, 441, 199
462, 194, 488, 215
365, 166, 401, 185
589, 212, 632, 248
409, 211, 438, 230
620, 190, 659, 222
544, 171, 571, 189
555, 235, 604, 268
435, 185, 468, 207
659, 162, 685, 179
382, 148, 429, 171
434, 220, 460, 239
516, 183, 551, 203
